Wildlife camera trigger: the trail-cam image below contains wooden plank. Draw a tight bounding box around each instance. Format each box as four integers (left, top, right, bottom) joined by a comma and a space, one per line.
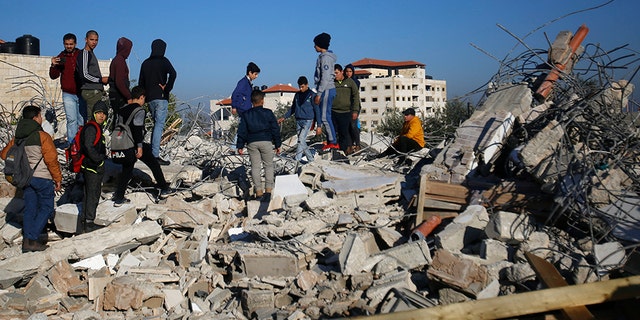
425, 194, 468, 205
416, 175, 428, 227
354, 275, 640, 320
423, 198, 462, 211
423, 180, 469, 199
416, 210, 459, 224
525, 252, 595, 320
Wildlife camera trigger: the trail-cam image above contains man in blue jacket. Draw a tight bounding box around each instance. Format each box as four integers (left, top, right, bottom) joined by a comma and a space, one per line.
237, 90, 281, 198
230, 62, 260, 153
278, 76, 320, 163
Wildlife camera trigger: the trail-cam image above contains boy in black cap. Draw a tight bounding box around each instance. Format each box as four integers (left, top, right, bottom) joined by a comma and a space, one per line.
376, 108, 425, 160
79, 100, 108, 233
313, 32, 339, 151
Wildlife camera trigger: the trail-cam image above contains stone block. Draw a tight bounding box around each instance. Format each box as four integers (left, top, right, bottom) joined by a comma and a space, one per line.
47, 260, 83, 295
54, 203, 81, 234
236, 249, 299, 278
1, 222, 22, 243
207, 287, 232, 311
193, 182, 221, 197
178, 238, 207, 267
594, 241, 625, 275
480, 239, 510, 263
427, 249, 490, 297
485, 211, 534, 244
304, 191, 334, 212
95, 201, 137, 226
241, 289, 274, 316
267, 174, 308, 211
162, 288, 183, 310
88, 267, 111, 301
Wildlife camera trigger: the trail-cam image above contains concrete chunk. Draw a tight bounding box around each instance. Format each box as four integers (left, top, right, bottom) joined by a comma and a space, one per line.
485, 211, 534, 244
54, 203, 81, 233
241, 289, 274, 316
427, 249, 490, 297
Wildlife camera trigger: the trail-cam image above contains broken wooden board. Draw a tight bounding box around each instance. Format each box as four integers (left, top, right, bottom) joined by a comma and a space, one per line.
356, 275, 640, 320
525, 251, 595, 320
416, 177, 468, 226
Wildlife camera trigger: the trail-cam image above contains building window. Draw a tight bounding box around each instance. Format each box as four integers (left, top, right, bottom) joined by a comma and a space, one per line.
396, 85, 400, 89
385, 97, 391, 101
371, 86, 378, 90
442, 87, 445, 92
361, 98, 366, 103
361, 121, 367, 127
361, 108, 366, 114
402, 97, 406, 101
384, 85, 391, 90
360, 87, 365, 92
372, 97, 378, 102
372, 108, 379, 114
372, 120, 378, 126
402, 85, 406, 90
396, 97, 399, 101
436, 87, 440, 91
426, 85, 431, 91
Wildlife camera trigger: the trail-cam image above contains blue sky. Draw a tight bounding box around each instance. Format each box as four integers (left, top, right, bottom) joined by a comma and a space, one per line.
2, 0, 639, 108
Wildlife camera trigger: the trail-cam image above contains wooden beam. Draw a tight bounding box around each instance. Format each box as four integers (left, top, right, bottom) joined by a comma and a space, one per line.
354, 275, 640, 320
525, 252, 595, 320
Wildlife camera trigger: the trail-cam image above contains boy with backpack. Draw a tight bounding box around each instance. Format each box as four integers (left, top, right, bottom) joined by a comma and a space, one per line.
1, 105, 62, 252
79, 101, 108, 233
112, 86, 172, 207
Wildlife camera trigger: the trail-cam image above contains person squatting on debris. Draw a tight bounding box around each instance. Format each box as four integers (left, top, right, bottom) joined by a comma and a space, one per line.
1, 105, 62, 252
278, 76, 320, 163
79, 101, 108, 234
139, 39, 177, 165
49, 33, 85, 144
332, 64, 361, 155
108, 37, 133, 123
376, 107, 425, 164
112, 86, 173, 207
230, 62, 260, 153
313, 32, 338, 151
237, 89, 282, 198
76, 30, 109, 121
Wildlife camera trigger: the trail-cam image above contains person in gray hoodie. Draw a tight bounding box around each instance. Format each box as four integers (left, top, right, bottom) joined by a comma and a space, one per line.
313, 32, 338, 151
139, 39, 177, 165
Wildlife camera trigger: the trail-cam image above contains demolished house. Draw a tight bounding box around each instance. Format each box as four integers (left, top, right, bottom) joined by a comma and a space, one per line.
0, 23, 639, 320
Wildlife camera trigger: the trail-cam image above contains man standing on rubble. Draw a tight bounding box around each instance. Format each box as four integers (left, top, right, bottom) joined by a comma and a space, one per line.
49, 33, 84, 144
139, 39, 177, 165
76, 30, 108, 121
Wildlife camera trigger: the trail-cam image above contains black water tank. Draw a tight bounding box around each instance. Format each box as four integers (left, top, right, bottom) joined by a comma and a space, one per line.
0, 42, 18, 54
16, 34, 40, 55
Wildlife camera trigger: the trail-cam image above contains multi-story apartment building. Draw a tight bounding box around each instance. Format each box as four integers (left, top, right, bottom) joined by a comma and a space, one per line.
350, 58, 447, 131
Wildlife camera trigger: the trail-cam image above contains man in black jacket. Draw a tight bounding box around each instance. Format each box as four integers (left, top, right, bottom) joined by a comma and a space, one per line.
112, 86, 172, 207
139, 39, 177, 165
237, 90, 281, 198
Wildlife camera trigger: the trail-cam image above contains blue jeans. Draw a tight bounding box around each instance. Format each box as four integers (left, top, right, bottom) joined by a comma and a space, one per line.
23, 177, 55, 241
319, 89, 336, 144
295, 119, 314, 162
148, 99, 168, 158
63, 92, 85, 142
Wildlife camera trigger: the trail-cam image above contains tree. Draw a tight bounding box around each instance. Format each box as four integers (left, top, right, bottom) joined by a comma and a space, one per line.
423, 99, 471, 144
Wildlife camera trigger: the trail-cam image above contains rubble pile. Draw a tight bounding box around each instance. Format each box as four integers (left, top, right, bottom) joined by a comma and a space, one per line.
0, 25, 638, 319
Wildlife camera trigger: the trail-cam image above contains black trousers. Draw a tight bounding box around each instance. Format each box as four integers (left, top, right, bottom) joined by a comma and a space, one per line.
380, 136, 422, 157
349, 117, 360, 146
82, 167, 104, 222
332, 111, 352, 152
114, 143, 168, 199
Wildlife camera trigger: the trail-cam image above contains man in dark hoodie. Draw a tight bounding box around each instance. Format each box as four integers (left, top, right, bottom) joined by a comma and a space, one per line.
76, 30, 108, 121
1, 105, 62, 252
108, 37, 133, 120
139, 39, 177, 165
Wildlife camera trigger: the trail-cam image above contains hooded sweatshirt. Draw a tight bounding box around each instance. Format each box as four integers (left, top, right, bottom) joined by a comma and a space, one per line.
314, 50, 337, 93
139, 39, 177, 101
0, 118, 62, 183
108, 37, 133, 101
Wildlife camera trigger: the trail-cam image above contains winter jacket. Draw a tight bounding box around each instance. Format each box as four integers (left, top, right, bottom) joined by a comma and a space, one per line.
0, 118, 62, 183
314, 50, 336, 93
49, 48, 81, 94
80, 121, 106, 172
399, 116, 425, 148
108, 37, 133, 101
139, 39, 176, 101
284, 89, 319, 121
332, 77, 360, 114
231, 76, 253, 115
236, 106, 282, 149
76, 48, 104, 91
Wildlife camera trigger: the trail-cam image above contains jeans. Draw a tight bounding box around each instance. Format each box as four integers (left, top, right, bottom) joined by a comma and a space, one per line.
114, 143, 169, 200
22, 177, 55, 241
295, 119, 314, 162
247, 140, 275, 192
319, 89, 336, 144
63, 92, 85, 142
148, 99, 168, 158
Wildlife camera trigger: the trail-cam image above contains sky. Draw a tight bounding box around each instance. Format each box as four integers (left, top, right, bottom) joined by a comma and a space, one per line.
2, 0, 639, 110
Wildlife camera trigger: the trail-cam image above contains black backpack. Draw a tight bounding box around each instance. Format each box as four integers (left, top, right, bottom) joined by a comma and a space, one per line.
4, 133, 43, 188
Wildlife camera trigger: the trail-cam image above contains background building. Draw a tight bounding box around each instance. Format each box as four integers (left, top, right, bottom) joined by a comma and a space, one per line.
350, 58, 447, 131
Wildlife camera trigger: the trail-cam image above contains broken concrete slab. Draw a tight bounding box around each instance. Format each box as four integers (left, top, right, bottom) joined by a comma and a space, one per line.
427, 249, 490, 297
485, 211, 534, 244
95, 200, 137, 227
267, 174, 308, 211
54, 203, 81, 234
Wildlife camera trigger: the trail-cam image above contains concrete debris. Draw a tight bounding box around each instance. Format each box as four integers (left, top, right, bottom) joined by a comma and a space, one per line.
0, 23, 638, 319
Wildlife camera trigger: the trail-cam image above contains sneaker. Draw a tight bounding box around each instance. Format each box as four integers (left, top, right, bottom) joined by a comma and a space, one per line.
84, 221, 104, 233
113, 197, 131, 207
159, 188, 175, 199
321, 143, 340, 151
156, 157, 171, 165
